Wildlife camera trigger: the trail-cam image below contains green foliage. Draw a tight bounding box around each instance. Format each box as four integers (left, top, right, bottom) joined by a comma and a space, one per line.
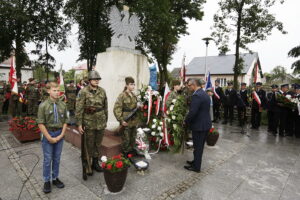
63, 69, 76, 83
288, 45, 300, 74
64, 0, 114, 71
124, 0, 205, 89
166, 95, 187, 153
32, 65, 56, 82
212, 0, 286, 89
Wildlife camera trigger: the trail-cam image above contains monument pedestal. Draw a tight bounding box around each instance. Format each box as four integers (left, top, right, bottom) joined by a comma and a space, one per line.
95, 48, 149, 130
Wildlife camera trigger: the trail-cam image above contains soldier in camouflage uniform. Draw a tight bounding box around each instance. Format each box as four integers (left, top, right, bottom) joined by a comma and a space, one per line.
26, 78, 40, 116
37, 81, 68, 193
166, 80, 181, 108
76, 70, 107, 178
65, 80, 76, 116
114, 77, 139, 155
41, 81, 50, 102
0, 81, 6, 121
9, 78, 23, 117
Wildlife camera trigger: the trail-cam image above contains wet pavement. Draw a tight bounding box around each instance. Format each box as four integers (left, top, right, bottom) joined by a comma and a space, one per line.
1, 120, 300, 200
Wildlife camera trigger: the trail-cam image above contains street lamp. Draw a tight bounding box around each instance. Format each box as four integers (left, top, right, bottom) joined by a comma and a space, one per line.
202, 37, 214, 78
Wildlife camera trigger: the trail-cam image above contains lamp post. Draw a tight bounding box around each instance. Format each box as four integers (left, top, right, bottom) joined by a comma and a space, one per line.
202, 37, 214, 78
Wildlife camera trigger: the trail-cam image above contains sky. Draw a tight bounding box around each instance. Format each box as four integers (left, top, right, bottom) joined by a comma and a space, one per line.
42, 0, 300, 74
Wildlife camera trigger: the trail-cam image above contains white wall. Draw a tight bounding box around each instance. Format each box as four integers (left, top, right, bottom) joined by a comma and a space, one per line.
0, 68, 33, 82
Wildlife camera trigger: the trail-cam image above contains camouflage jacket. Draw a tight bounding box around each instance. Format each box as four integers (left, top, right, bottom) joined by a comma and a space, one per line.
65, 86, 77, 100
113, 91, 139, 127
41, 87, 49, 101
37, 98, 68, 129
26, 84, 40, 100
166, 90, 179, 108
75, 85, 108, 130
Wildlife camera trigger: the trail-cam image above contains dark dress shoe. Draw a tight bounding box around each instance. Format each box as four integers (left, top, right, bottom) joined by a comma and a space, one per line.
186, 160, 194, 165
43, 181, 51, 193
184, 165, 200, 173
52, 178, 65, 188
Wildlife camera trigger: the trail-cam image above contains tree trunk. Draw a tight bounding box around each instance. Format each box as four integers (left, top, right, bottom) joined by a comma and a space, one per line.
15, 34, 22, 81
233, 2, 245, 90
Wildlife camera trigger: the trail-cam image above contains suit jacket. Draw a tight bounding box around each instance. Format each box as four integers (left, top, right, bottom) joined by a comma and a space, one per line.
239, 90, 249, 107
213, 86, 224, 106
224, 89, 237, 106
252, 89, 267, 109
185, 88, 212, 131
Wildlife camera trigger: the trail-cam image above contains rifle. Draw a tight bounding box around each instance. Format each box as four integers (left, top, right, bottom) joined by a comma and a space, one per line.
115, 107, 139, 134
81, 127, 92, 180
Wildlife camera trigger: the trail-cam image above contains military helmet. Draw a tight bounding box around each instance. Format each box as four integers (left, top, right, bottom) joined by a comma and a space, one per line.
88, 70, 101, 80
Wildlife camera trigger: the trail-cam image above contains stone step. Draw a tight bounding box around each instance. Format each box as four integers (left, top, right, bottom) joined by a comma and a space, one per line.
65, 126, 122, 158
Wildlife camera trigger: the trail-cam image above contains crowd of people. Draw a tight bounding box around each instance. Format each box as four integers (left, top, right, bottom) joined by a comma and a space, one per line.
1, 70, 299, 193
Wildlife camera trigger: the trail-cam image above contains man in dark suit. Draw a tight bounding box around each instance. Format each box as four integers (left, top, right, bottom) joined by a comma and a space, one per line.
213, 79, 224, 122
294, 84, 300, 138
237, 83, 249, 127
222, 82, 237, 125
185, 79, 212, 173
251, 82, 267, 129
266, 84, 280, 135
278, 84, 289, 136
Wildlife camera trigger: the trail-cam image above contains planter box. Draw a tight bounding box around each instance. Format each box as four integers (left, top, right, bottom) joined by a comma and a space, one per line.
206, 134, 219, 146
12, 130, 40, 142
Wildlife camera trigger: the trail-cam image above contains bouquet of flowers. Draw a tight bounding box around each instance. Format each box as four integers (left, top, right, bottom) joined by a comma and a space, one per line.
166, 95, 187, 153
101, 154, 131, 173
137, 86, 162, 125
276, 94, 297, 109
9, 117, 40, 133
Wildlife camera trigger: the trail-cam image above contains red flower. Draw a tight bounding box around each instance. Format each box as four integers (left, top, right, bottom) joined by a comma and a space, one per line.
127, 154, 133, 158
210, 128, 215, 133
144, 105, 148, 109
116, 161, 123, 169
112, 154, 122, 160
101, 162, 106, 168
143, 112, 147, 117
107, 164, 112, 170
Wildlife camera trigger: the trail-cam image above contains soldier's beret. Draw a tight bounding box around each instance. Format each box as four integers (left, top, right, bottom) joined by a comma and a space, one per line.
271, 84, 278, 88
256, 82, 262, 86
206, 87, 213, 92
241, 83, 246, 86
281, 84, 289, 88
227, 82, 233, 86
215, 79, 220, 83
69, 80, 74, 83
28, 78, 35, 82
125, 77, 135, 84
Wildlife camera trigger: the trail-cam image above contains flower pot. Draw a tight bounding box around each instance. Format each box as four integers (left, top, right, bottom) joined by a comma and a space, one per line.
12, 129, 40, 142
104, 167, 128, 193
206, 134, 219, 146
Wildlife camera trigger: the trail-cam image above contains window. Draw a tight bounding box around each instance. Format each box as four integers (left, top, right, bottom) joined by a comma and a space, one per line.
218, 78, 227, 87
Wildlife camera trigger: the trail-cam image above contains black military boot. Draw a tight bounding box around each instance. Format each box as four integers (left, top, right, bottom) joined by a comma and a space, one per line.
92, 157, 103, 172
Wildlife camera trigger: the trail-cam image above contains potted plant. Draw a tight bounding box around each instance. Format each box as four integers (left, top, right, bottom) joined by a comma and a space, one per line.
101, 154, 131, 193
206, 127, 219, 146
9, 117, 40, 142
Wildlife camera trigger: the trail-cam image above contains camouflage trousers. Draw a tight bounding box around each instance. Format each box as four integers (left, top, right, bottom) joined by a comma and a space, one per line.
9, 99, 23, 117
122, 127, 137, 153
67, 100, 76, 112
27, 99, 38, 116
85, 129, 104, 158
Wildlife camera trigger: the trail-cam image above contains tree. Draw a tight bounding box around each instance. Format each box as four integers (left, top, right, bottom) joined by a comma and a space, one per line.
269, 66, 287, 83
32, 0, 71, 81
212, 0, 286, 89
124, 0, 205, 88
0, 0, 44, 79
63, 69, 76, 83
288, 45, 300, 74
64, 0, 114, 71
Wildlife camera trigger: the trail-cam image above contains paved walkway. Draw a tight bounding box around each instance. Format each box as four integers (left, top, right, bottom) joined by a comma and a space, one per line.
0, 121, 300, 200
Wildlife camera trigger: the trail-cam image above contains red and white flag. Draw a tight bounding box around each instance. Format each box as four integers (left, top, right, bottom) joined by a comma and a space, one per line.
213, 87, 220, 99
252, 91, 261, 105
180, 54, 186, 86
162, 83, 171, 114
9, 56, 18, 95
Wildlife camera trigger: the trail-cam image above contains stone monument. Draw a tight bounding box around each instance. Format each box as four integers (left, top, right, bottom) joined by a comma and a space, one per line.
95, 5, 150, 130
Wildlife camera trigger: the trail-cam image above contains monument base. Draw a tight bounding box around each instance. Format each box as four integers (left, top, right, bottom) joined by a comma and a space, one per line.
95, 48, 149, 130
